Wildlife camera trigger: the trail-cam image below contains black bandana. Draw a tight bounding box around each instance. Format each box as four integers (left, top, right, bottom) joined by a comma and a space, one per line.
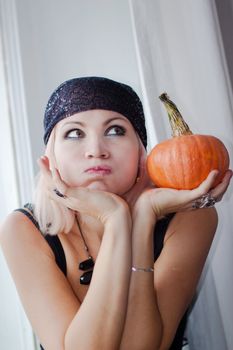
44, 76, 147, 148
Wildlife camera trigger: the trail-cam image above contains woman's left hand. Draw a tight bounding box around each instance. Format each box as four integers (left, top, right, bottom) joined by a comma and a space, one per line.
135, 169, 233, 218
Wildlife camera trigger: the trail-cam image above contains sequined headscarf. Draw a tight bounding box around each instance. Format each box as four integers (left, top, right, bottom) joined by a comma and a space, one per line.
43, 76, 147, 148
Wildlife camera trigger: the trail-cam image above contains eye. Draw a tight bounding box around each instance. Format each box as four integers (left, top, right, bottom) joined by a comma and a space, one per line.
65, 129, 84, 139
105, 125, 126, 136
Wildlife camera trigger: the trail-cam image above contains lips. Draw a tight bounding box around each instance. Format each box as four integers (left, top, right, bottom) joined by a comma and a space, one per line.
85, 165, 112, 175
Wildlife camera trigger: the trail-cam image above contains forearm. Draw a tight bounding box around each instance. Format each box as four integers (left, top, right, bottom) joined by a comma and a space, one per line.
120, 205, 162, 350
65, 209, 132, 350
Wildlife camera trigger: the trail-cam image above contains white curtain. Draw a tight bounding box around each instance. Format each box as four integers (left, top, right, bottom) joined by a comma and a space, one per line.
0, 0, 38, 349
129, 1, 233, 349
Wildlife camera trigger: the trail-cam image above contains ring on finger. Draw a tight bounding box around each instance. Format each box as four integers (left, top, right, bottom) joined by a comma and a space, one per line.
53, 188, 67, 198
192, 192, 216, 209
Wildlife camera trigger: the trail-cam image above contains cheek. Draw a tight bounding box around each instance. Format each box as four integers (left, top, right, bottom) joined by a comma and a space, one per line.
54, 145, 81, 185
57, 158, 72, 181
117, 145, 139, 185
123, 154, 138, 175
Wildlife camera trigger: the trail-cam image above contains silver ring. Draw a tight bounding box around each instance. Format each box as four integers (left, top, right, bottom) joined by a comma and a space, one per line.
53, 188, 67, 198
192, 193, 216, 209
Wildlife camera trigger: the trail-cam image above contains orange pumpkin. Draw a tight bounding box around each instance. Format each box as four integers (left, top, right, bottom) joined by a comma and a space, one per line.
147, 93, 230, 190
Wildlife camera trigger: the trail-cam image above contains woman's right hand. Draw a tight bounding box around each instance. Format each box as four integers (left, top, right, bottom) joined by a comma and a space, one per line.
37, 156, 130, 224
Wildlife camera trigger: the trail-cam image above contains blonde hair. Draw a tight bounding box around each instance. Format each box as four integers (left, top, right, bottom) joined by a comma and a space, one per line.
33, 129, 75, 235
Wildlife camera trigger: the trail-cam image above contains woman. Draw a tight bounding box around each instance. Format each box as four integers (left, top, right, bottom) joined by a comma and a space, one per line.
0, 77, 232, 350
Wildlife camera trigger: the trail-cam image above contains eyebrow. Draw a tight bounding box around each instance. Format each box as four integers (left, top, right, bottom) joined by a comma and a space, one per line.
61, 116, 128, 128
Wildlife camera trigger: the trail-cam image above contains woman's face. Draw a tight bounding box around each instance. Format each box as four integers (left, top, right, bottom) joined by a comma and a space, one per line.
53, 110, 140, 195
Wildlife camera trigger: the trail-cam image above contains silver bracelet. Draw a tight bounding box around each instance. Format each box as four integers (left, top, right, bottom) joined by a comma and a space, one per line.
132, 266, 154, 272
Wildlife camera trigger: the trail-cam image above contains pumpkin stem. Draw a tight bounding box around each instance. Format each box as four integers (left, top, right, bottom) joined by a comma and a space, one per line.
159, 93, 193, 137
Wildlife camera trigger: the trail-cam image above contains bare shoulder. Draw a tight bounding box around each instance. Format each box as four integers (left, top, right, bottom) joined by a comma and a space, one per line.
0, 210, 53, 257
0, 210, 80, 349
1, 209, 39, 239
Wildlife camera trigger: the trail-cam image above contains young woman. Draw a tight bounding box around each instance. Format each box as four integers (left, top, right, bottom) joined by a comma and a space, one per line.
0, 77, 232, 350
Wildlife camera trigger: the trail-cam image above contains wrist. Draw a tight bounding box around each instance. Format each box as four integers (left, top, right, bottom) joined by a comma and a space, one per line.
104, 204, 132, 233
133, 194, 157, 226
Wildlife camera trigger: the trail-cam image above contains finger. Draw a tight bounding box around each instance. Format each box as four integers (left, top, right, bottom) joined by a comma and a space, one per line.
37, 156, 53, 183
41, 157, 68, 195
41, 155, 50, 167
48, 187, 79, 210
51, 167, 68, 195
210, 169, 233, 201
48, 189, 76, 210
37, 156, 49, 171
48, 187, 97, 214
51, 167, 60, 181
190, 170, 219, 200
37, 157, 67, 195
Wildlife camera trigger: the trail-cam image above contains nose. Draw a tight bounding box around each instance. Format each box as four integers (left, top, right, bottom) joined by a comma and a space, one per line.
84, 138, 110, 159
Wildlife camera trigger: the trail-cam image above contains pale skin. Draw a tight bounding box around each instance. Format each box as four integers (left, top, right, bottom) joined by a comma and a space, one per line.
0, 110, 232, 350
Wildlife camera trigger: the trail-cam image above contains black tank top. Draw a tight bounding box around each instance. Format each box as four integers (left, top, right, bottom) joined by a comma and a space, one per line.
15, 205, 187, 350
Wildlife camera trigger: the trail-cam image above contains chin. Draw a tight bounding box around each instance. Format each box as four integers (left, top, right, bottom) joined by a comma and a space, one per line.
86, 182, 111, 191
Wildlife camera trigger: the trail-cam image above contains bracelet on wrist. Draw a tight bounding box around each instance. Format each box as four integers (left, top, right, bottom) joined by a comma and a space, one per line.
132, 266, 154, 272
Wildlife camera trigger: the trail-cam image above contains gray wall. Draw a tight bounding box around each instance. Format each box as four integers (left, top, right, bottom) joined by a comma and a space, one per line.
215, 0, 233, 92
15, 0, 141, 172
